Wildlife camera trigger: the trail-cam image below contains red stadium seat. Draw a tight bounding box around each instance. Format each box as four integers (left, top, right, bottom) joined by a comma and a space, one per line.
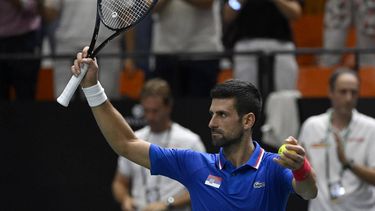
119, 67, 145, 100
36, 67, 54, 100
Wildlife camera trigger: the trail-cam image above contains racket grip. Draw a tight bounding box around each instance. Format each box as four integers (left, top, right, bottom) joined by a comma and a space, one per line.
57, 63, 89, 107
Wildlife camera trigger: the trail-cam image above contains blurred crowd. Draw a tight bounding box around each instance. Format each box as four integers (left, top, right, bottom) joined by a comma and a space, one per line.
1, 0, 375, 101
2, 1, 375, 211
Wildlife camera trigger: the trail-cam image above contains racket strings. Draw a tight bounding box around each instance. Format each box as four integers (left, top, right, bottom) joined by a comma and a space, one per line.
100, 0, 152, 29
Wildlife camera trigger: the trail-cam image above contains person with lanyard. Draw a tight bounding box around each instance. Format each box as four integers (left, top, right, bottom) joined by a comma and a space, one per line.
70, 46, 317, 210
299, 67, 375, 211
112, 78, 205, 211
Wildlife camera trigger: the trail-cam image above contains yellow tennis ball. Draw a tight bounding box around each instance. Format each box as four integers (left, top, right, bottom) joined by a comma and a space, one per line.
278, 144, 296, 155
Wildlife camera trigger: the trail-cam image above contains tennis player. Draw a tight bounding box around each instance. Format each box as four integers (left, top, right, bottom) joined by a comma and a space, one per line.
71, 47, 317, 210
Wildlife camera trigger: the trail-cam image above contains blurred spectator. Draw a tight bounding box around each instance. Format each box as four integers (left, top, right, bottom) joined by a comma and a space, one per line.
320, 0, 375, 67
299, 68, 375, 211
0, 0, 42, 100
53, 0, 122, 99
222, 0, 302, 91
151, 0, 223, 98
112, 78, 205, 211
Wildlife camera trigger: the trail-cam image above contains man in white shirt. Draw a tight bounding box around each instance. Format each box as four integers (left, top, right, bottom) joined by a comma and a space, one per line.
299, 68, 375, 211
112, 78, 205, 211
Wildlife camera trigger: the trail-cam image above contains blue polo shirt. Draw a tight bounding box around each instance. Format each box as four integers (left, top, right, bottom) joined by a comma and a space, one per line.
150, 141, 294, 211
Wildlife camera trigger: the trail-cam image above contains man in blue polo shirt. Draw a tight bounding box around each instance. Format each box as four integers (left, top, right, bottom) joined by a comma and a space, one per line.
70, 47, 318, 210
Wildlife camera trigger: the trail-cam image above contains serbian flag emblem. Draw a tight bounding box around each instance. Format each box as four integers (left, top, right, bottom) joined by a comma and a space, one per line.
204, 174, 222, 188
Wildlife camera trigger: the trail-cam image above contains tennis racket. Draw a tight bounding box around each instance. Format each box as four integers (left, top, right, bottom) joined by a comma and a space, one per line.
57, 0, 157, 107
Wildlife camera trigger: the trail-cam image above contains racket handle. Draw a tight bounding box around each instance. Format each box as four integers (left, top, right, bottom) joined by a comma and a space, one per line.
57, 63, 89, 107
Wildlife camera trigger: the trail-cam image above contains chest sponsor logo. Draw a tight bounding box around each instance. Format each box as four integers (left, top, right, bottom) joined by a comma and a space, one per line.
253, 181, 265, 189
204, 174, 222, 188
311, 139, 329, 148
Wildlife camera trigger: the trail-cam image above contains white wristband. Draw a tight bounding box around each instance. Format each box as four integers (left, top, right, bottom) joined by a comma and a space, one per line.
82, 82, 108, 107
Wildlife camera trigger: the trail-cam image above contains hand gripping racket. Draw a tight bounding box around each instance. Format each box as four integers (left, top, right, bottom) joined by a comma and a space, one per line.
57, 0, 157, 107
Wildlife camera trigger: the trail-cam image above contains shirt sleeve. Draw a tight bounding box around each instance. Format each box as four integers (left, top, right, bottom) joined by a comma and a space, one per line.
149, 144, 199, 186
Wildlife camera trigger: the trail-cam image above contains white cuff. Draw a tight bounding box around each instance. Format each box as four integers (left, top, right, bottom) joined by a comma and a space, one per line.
82, 82, 108, 107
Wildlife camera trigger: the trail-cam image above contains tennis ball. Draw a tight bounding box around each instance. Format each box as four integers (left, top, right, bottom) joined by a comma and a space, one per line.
278, 144, 296, 155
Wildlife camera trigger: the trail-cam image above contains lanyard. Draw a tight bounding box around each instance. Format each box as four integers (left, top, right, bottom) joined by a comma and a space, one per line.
325, 111, 351, 183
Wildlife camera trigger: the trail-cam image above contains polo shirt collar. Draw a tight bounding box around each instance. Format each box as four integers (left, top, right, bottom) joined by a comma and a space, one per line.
217, 141, 265, 170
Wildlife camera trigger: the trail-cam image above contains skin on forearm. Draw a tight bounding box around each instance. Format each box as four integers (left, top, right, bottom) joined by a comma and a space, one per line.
223, 0, 246, 24
124, 28, 136, 53
223, 4, 237, 25
112, 172, 131, 203
292, 170, 318, 200
172, 191, 191, 208
75, 49, 151, 170
123, 28, 137, 72
332, 132, 375, 186
275, 138, 318, 200
91, 101, 151, 169
348, 164, 375, 186
272, 0, 302, 20
143, 190, 191, 211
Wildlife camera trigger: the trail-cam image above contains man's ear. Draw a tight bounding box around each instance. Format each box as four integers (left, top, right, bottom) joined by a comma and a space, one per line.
243, 112, 255, 129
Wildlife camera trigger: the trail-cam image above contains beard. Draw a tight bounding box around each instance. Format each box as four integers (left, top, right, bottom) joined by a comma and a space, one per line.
211, 129, 244, 147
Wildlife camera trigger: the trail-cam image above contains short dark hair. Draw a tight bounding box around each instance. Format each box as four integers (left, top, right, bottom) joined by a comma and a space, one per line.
141, 78, 173, 105
210, 79, 262, 121
329, 67, 360, 91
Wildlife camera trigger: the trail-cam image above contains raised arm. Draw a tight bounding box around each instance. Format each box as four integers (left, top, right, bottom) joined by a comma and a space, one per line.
72, 47, 151, 169
274, 137, 318, 200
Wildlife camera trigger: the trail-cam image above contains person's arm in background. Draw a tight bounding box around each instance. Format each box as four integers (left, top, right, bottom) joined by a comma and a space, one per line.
123, 28, 137, 74
333, 132, 375, 185
143, 135, 205, 210
222, 0, 245, 25
143, 191, 191, 211
112, 171, 135, 211
274, 137, 318, 200
42, 0, 62, 24
72, 47, 151, 169
272, 0, 302, 20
